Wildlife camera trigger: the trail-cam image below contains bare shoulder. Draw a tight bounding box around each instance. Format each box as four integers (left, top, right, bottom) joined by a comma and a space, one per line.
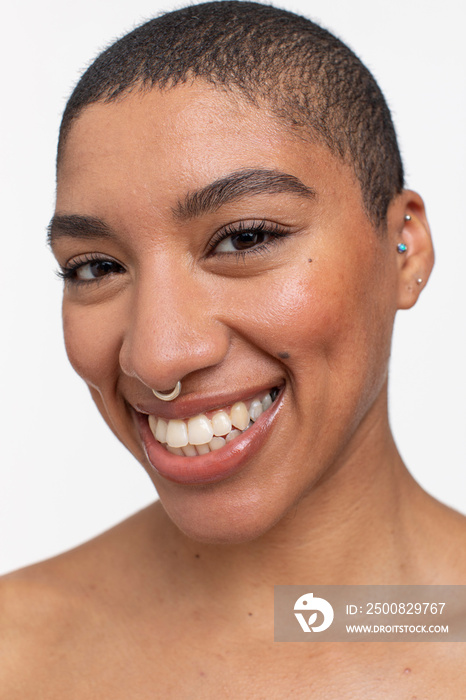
0, 501, 162, 627
418, 491, 466, 582
0, 558, 86, 698
400, 474, 466, 583
0, 503, 163, 698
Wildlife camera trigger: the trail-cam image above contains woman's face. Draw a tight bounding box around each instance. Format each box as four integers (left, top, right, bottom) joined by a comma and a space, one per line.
52, 83, 401, 543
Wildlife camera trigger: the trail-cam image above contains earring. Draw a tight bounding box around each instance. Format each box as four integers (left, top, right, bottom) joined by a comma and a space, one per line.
416, 278, 423, 285
404, 214, 411, 221
397, 243, 408, 254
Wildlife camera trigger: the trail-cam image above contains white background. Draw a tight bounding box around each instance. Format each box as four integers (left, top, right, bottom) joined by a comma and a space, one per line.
1, 0, 465, 575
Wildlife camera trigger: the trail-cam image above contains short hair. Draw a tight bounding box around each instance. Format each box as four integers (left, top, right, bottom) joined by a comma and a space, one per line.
58, 1, 404, 228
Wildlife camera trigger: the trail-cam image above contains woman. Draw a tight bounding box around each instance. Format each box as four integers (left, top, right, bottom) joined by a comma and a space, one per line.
2, 1, 465, 696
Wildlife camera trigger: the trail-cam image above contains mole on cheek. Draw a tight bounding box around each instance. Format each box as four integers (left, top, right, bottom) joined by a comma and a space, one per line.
278, 352, 290, 359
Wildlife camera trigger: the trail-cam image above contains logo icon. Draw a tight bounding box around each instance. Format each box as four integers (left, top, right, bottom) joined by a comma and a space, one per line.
294, 592, 334, 633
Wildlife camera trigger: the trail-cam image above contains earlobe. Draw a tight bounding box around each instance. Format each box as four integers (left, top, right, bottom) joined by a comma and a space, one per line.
391, 190, 434, 310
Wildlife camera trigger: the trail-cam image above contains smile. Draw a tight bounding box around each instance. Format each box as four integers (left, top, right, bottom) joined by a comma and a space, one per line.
136, 384, 285, 484
148, 387, 280, 456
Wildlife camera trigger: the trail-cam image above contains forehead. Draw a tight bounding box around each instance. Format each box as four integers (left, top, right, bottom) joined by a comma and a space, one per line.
56, 83, 360, 220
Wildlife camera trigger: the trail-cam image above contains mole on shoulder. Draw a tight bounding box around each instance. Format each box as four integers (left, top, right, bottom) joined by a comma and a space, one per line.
278, 352, 290, 359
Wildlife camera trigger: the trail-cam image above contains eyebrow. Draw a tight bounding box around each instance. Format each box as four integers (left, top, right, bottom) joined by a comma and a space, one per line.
47, 214, 115, 247
47, 168, 316, 245
173, 168, 316, 220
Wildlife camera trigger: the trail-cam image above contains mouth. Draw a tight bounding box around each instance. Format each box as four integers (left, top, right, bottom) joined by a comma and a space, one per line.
134, 385, 284, 485
148, 386, 280, 455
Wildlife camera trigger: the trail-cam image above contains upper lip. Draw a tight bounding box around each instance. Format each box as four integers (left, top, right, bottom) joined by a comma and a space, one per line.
130, 381, 283, 420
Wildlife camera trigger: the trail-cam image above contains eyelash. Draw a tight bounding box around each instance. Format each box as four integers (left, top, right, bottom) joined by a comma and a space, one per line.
57, 220, 290, 285
57, 253, 125, 285
206, 219, 290, 259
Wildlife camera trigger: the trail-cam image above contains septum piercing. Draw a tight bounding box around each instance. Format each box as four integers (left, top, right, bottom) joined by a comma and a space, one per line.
152, 381, 182, 401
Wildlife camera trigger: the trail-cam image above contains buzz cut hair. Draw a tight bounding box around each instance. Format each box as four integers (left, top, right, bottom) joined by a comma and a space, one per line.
58, 0, 404, 228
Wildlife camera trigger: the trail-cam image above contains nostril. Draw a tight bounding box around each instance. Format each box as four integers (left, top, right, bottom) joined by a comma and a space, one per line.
119, 311, 230, 392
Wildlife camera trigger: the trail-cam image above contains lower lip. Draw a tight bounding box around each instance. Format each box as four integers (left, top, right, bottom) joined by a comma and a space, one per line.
135, 391, 284, 485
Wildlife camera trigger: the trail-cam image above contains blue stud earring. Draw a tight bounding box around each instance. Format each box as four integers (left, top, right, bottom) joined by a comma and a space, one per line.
397, 243, 408, 254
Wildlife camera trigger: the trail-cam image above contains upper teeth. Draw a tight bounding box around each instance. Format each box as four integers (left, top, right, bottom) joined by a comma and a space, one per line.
148, 389, 277, 455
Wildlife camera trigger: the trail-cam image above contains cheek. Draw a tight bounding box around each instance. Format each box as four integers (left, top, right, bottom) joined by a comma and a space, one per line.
62, 302, 122, 391
231, 255, 395, 392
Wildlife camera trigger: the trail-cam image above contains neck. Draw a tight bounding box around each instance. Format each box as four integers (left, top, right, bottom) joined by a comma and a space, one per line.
153, 392, 425, 595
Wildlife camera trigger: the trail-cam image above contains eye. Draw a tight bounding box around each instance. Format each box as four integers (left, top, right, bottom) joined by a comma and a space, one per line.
209, 220, 289, 256
214, 228, 272, 253
75, 259, 123, 281
59, 255, 125, 284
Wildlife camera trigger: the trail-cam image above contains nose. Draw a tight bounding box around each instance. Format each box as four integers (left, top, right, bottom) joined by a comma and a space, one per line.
119, 257, 229, 391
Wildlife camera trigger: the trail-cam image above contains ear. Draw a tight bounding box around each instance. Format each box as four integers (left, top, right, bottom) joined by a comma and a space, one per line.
387, 189, 434, 310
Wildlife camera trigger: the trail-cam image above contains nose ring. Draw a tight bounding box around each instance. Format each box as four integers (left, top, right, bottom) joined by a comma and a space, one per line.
152, 381, 182, 401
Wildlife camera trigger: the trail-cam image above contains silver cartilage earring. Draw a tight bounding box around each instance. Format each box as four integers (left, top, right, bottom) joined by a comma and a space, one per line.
152, 381, 182, 401
404, 214, 411, 221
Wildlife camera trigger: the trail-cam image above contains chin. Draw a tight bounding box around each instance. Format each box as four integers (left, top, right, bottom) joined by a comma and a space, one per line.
155, 481, 288, 545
